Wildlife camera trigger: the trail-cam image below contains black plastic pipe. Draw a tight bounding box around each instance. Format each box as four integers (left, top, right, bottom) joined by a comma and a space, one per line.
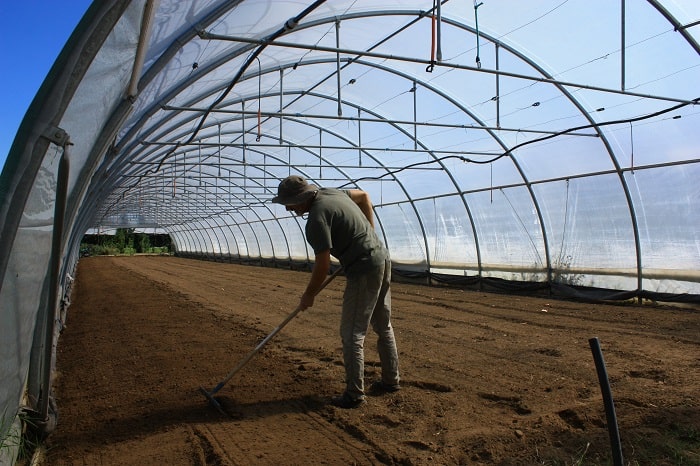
589, 337, 624, 466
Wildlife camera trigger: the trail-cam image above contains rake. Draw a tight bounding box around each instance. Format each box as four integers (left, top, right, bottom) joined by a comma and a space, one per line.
199, 267, 342, 415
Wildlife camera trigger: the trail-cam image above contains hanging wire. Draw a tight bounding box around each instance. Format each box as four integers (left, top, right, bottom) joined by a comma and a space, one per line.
339, 98, 697, 188
474, 1, 484, 69
426, 0, 437, 72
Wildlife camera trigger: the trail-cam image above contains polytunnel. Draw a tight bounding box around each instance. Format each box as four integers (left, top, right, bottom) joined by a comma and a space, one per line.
0, 0, 699, 460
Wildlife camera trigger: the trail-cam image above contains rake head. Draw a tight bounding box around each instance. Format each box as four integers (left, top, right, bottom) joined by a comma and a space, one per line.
199, 386, 228, 416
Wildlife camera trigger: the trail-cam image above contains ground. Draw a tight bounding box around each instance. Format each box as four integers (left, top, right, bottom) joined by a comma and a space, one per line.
42, 256, 699, 465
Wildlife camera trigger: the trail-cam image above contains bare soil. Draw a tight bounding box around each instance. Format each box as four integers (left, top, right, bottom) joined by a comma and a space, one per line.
45, 256, 699, 465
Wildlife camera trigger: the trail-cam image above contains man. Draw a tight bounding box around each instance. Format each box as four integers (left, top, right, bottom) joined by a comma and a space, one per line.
272, 175, 400, 408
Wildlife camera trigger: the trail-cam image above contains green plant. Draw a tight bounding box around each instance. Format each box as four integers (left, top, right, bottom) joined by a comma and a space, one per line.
139, 234, 150, 253
571, 442, 590, 466
0, 409, 37, 462
551, 254, 584, 286
624, 423, 700, 466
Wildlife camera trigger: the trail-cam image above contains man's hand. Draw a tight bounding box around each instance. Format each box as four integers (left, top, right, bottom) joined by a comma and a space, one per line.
299, 250, 331, 310
299, 291, 315, 310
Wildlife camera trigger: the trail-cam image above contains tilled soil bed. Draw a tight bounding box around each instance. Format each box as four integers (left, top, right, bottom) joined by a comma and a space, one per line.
44, 256, 699, 465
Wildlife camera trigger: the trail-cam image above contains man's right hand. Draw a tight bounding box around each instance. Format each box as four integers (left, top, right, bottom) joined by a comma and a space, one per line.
299, 291, 315, 310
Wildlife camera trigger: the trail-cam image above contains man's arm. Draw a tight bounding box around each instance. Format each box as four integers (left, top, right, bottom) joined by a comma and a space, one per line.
299, 249, 331, 310
347, 189, 374, 228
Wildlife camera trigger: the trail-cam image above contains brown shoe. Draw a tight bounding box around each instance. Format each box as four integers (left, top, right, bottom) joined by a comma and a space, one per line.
330, 392, 365, 409
368, 380, 401, 395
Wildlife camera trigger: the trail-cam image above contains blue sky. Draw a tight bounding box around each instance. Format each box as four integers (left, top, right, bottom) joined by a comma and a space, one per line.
0, 1, 92, 173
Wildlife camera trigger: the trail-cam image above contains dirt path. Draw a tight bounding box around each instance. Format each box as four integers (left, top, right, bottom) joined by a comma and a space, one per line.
45, 256, 700, 465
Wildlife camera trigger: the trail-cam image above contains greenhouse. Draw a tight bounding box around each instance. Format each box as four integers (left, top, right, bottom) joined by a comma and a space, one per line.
1, 1, 698, 464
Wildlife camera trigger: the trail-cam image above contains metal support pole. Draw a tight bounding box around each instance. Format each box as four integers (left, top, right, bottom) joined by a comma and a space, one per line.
495, 43, 500, 128
412, 80, 417, 150
37, 132, 71, 435
335, 19, 342, 116
621, 0, 626, 91
357, 107, 362, 166
279, 68, 284, 144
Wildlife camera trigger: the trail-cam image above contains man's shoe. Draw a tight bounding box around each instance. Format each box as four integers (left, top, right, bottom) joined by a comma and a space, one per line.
368, 380, 401, 395
331, 392, 365, 409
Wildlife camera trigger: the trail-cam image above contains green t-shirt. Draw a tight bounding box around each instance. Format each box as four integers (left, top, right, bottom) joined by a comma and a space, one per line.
305, 188, 387, 274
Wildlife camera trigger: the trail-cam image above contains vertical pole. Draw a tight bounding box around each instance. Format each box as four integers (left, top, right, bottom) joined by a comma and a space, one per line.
621, 0, 626, 91
495, 43, 501, 128
241, 102, 246, 165
436, 0, 442, 61
335, 19, 342, 117
39, 141, 71, 430
357, 107, 362, 166
412, 80, 418, 150
279, 68, 284, 144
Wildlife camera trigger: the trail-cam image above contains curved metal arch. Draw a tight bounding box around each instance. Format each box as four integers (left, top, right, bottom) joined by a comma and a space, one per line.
277, 96, 441, 271
647, 0, 700, 54
417, 8, 691, 287
249, 59, 509, 276
116, 42, 520, 275
195, 216, 218, 257
245, 99, 432, 267
116, 6, 443, 174
113, 112, 310, 260
171, 226, 194, 254
118, 0, 329, 163
243, 6, 688, 283
98, 130, 274, 213
117, 152, 277, 260
125, 70, 473, 273
206, 218, 231, 256
409, 12, 624, 283
181, 224, 203, 254
188, 150, 320, 261
120, 59, 468, 271
139, 98, 396, 262
104, 2, 682, 285
185, 124, 325, 261
107, 70, 483, 272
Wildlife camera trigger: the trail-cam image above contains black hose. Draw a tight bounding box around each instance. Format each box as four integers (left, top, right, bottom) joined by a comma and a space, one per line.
588, 337, 624, 466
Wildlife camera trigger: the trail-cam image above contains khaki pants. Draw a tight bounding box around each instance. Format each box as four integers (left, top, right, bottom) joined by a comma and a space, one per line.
340, 257, 400, 399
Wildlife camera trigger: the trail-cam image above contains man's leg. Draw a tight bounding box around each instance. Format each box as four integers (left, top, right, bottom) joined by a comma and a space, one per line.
340, 262, 384, 400
370, 258, 400, 387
